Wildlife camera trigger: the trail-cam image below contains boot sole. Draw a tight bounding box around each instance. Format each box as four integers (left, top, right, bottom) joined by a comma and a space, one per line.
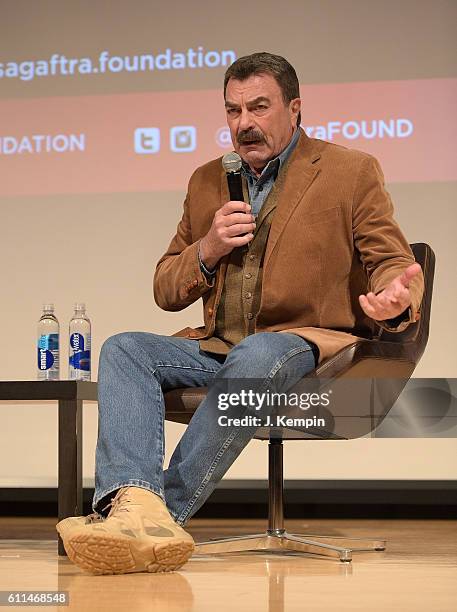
63, 531, 194, 575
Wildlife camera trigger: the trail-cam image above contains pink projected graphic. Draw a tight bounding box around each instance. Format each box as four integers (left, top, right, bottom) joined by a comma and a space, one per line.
0, 78, 455, 196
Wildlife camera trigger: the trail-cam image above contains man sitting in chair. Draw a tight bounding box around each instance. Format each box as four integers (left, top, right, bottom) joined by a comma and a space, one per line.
57, 52, 423, 575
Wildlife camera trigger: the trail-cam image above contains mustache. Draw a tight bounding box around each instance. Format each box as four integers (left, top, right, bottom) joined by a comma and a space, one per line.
237, 129, 265, 144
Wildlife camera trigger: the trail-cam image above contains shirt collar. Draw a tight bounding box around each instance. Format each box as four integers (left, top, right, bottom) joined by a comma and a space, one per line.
241, 127, 301, 184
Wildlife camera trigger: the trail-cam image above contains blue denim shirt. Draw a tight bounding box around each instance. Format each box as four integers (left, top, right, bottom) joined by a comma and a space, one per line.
199, 127, 301, 279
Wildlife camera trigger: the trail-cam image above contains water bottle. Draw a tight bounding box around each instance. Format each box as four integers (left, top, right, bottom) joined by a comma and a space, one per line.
69, 303, 91, 381
37, 304, 60, 380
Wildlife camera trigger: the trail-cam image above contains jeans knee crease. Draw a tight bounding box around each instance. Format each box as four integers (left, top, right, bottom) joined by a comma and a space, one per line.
268, 346, 313, 379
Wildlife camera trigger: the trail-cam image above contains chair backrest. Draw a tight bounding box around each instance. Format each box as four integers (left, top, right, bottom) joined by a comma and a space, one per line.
377, 243, 435, 362
314, 242, 435, 380
258, 242, 436, 440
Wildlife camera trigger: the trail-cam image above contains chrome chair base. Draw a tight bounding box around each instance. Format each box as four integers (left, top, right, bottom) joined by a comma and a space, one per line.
195, 529, 386, 563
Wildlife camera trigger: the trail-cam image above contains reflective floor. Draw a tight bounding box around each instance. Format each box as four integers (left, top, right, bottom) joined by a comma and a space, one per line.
0, 518, 456, 611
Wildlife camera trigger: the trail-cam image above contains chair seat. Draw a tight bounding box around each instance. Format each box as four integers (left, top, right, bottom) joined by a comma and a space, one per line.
164, 387, 209, 425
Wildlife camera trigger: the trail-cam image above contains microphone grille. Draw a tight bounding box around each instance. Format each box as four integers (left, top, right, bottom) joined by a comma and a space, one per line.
222, 151, 242, 173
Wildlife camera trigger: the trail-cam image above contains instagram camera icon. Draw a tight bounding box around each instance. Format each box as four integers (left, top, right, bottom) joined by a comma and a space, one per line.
170, 126, 197, 153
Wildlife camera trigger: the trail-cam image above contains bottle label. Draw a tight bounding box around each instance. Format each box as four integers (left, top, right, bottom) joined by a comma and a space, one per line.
69, 333, 91, 371
70, 333, 85, 352
37, 334, 59, 371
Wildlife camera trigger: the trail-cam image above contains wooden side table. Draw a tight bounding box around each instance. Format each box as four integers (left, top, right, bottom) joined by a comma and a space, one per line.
0, 380, 98, 555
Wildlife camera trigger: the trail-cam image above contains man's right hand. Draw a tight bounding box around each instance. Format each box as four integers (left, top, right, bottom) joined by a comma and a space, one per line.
199, 201, 256, 271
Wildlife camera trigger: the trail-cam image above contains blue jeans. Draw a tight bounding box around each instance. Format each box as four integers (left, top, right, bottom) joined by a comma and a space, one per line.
92, 331, 317, 525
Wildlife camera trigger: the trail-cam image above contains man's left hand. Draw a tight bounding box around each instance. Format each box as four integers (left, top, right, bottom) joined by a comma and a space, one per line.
358, 263, 422, 321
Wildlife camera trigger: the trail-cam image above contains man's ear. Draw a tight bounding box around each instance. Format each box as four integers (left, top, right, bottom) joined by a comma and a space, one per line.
290, 98, 301, 126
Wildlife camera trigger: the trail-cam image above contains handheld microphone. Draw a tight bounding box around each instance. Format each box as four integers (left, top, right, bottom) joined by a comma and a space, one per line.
222, 152, 253, 244
222, 152, 244, 202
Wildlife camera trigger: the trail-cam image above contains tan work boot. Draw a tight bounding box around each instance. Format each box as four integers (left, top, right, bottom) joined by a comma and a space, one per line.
56, 487, 194, 575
